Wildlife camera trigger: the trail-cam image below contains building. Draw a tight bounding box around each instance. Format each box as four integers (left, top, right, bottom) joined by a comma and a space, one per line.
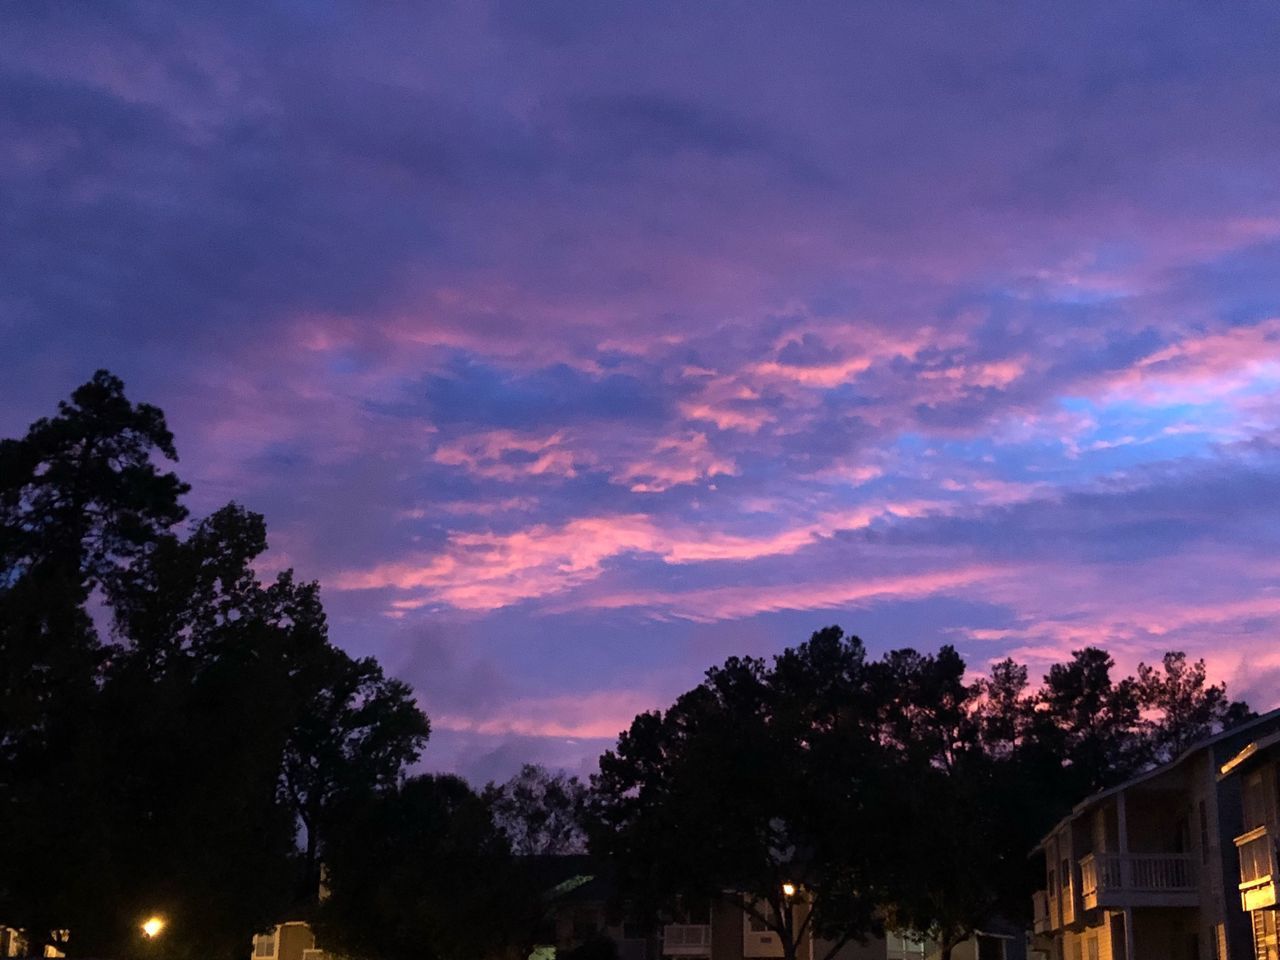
1218, 726, 1280, 959
251, 921, 329, 960
1030, 709, 1280, 960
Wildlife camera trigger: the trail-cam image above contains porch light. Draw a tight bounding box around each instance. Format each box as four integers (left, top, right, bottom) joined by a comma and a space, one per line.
141, 917, 166, 939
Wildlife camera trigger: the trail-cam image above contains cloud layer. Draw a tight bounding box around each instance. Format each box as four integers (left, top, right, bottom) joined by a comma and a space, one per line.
3, 0, 1280, 782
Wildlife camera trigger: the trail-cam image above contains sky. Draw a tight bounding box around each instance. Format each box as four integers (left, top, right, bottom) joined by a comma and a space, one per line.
3, 1, 1280, 784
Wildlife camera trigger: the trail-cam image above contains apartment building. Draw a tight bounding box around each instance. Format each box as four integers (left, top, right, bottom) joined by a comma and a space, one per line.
1030, 709, 1280, 960
1218, 726, 1280, 959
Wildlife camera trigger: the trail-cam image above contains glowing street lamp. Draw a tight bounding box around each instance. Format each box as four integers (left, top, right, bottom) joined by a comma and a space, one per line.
141, 917, 166, 940
781, 882, 796, 899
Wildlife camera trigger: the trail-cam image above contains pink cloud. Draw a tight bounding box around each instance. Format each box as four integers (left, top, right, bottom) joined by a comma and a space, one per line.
432, 689, 662, 740
335, 500, 951, 613
615, 431, 738, 493
578, 564, 1004, 622
432, 429, 587, 481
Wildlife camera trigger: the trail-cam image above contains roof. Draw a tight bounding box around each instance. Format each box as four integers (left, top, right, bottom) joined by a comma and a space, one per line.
1033, 707, 1280, 853
1219, 729, 1280, 779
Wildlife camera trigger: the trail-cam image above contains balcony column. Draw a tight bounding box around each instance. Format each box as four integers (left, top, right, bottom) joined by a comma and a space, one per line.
1117, 795, 1136, 960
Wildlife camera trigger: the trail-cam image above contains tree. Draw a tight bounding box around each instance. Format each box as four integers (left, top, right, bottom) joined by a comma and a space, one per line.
874, 653, 1043, 960
282, 644, 431, 892
0, 371, 190, 955
1033, 647, 1144, 793
590, 630, 885, 960
317, 775, 534, 960
483, 764, 589, 856
96, 504, 324, 960
0, 372, 432, 960
1136, 651, 1253, 764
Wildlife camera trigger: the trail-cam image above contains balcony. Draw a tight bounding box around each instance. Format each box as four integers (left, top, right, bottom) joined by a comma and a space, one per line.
1059, 877, 1078, 927
1031, 890, 1050, 934
1236, 826, 1278, 911
1079, 852, 1197, 909
662, 925, 711, 957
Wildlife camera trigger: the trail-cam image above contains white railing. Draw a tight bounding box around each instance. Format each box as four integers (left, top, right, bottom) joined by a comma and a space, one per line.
663, 925, 712, 956
1080, 852, 1195, 898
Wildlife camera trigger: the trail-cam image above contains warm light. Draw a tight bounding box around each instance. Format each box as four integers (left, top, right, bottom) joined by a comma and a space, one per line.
141, 917, 165, 939
781, 882, 796, 898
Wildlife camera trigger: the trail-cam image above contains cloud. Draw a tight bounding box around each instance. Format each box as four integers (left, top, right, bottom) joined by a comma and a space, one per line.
5, 0, 1280, 780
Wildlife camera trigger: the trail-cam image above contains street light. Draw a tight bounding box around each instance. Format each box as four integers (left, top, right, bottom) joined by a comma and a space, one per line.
141, 917, 165, 940
781, 882, 796, 899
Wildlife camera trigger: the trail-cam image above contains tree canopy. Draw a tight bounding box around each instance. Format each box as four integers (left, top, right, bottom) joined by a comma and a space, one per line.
0, 372, 430, 960
590, 628, 1253, 960
483, 763, 590, 857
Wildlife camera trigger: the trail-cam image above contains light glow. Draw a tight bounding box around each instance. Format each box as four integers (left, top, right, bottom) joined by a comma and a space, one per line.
141, 917, 165, 939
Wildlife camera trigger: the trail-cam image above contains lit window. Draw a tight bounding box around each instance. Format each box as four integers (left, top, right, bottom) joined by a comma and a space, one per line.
254, 934, 276, 958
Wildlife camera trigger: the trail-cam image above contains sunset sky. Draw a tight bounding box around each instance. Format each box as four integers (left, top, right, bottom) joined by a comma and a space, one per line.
3, 1, 1280, 782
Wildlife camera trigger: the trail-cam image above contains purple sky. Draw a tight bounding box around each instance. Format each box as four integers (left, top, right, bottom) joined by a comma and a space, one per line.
4, 1, 1280, 783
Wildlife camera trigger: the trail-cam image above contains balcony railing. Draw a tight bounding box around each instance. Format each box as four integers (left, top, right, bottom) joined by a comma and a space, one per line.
1235, 827, 1278, 911
1079, 852, 1196, 909
1032, 890, 1050, 934
663, 925, 712, 957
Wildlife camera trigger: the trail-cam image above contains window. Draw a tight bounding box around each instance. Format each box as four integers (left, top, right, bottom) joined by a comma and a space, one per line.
1061, 858, 1071, 891
253, 934, 276, 958
885, 932, 928, 960
977, 935, 1006, 960
1239, 831, 1274, 885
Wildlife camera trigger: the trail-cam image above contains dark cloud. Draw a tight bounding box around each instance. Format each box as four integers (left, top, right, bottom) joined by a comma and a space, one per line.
4, 0, 1280, 780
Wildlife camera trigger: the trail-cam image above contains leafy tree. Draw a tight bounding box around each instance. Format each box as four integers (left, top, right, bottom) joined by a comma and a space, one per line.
875, 653, 1040, 960
1033, 647, 1144, 793
1136, 651, 1253, 764
0, 373, 432, 960
282, 644, 431, 891
0, 371, 189, 955
483, 764, 589, 856
96, 504, 327, 959
591, 629, 885, 960
317, 775, 534, 960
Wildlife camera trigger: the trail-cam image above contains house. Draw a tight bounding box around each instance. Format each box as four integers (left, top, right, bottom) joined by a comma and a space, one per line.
1030, 708, 1280, 960
251, 921, 329, 960
1217, 725, 1280, 959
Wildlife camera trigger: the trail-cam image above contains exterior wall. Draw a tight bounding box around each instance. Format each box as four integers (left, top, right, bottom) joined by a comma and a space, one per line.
251, 922, 319, 960
1224, 741, 1280, 960
1130, 908, 1199, 960
814, 935, 887, 960
1056, 917, 1113, 960
1033, 712, 1280, 960
710, 900, 746, 960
